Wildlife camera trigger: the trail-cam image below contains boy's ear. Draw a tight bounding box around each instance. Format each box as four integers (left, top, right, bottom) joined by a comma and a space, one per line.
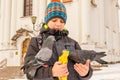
63, 27, 67, 30
44, 24, 49, 29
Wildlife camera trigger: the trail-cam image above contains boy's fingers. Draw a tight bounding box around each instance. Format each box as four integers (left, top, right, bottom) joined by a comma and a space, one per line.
55, 61, 62, 65
85, 59, 90, 66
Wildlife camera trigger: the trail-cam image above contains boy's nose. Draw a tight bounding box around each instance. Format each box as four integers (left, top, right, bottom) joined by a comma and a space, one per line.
56, 21, 61, 26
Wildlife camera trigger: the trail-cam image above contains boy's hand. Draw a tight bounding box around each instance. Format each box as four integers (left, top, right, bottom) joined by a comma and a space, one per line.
52, 61, 69, 77
74, 59, 90, 77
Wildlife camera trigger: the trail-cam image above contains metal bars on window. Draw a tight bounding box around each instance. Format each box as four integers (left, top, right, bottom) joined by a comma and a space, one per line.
24, 0, 32, 16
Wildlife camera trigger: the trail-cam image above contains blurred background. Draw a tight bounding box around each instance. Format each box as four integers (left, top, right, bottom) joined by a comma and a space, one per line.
0, 0, 120, 80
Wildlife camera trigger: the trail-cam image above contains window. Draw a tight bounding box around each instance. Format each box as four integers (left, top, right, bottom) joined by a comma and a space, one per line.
24, 0, 32, 16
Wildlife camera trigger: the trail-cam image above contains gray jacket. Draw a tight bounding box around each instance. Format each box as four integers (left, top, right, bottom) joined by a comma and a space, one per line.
24, 28, 93, 80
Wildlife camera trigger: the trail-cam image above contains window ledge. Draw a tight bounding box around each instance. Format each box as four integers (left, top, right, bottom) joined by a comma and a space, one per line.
20, 16, 32, 18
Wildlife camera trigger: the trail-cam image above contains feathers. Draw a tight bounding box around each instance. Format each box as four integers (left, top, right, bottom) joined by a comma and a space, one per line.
21, 36, 55, 79
69, 50, 108, 64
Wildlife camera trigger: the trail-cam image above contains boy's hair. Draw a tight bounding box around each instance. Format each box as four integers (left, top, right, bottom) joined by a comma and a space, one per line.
44, 1, 67, 23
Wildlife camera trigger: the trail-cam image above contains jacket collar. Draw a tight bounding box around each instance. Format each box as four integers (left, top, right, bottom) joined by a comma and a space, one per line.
39, 26, 69, 40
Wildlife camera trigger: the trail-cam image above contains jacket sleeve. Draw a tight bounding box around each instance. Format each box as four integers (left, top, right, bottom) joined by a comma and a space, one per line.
24, 37, 39, 64
75, 42, 93, 80
24, 37, 54, 80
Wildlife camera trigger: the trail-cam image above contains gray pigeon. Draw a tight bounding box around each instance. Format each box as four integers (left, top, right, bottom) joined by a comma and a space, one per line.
35, 35, 55, 64
69, 50, 108, 64
21, 36, 55, 79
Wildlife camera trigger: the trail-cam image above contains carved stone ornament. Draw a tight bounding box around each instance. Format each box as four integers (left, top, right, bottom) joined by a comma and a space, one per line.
91, 0, 97, 7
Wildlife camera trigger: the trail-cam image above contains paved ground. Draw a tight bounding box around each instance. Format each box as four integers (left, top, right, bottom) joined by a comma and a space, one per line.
0, 66, 25, 80
0, 63, 120, 80
91, 63, 120, 80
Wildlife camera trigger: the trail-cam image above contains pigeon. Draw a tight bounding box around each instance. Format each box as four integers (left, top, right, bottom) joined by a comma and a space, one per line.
21, 35, 55, 79
69, 50, 108, 64
35, 35, 55, 64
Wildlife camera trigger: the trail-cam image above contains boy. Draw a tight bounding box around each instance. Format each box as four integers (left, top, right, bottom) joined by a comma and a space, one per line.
24, 0, 93, 80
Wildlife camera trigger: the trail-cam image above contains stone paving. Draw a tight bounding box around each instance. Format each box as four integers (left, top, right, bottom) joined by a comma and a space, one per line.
91, 63, 120, 80
0, 66, 25, 80
0, 64, 120, 80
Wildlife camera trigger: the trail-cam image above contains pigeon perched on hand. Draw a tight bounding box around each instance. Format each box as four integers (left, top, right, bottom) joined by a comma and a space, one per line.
69, 50, 108, 64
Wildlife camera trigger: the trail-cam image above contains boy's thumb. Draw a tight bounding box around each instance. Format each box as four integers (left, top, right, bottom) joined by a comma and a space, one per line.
55, 61, 62, 65
86, 59, 90, 66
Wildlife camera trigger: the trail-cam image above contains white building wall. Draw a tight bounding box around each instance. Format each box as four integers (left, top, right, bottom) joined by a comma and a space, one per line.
0, 0, 5, 49
104, 0, 114, 50
65, 0, 81, 42
80, 0, 106, 51
0, 0, 120, 66
10, 0, 17, 44
78, 0, 106, 48
118, 0, 120, 32
38, 0, 47, 23
0, 0, 1, 15
80, 0, 91, 44
0, 0, 1, 48
3, 0, 12, 49
95, 0, 105, 47
104, 0, 120, 62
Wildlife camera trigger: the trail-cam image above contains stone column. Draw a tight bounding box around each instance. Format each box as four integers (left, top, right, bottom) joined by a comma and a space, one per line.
112, 0, 120, 61
10, 0, 17, 46
98, 0, 105, 47
104, 0, 114, 61
32, 0, 39, 17
31, 0, 47, 35
38, 0, 47, 23
0, 0, 5, 49
104, 0, 114, 47
119, 0, 120, 32
118, 0, 120, 56
81, 0, 91, 44
32, 0, 40, 31
3, 0, 11, 49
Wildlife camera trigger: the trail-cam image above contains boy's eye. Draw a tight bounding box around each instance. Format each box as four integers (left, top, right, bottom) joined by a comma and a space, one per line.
52, 19, 57, 22
60, 20, 64, 23
51, 18, 65, 23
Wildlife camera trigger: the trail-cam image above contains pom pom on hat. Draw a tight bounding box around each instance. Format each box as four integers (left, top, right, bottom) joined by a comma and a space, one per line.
51, 0, 61, 2
44, 0, 67, 23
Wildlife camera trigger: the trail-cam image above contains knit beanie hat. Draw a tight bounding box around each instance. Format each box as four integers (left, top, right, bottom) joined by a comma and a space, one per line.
44, 0, 67, 23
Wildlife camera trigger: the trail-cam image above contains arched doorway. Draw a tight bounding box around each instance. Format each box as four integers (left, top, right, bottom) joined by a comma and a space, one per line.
21, 38, 30, 65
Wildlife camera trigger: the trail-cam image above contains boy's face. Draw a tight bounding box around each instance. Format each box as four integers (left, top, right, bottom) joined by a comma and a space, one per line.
47, 18, 65, 31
